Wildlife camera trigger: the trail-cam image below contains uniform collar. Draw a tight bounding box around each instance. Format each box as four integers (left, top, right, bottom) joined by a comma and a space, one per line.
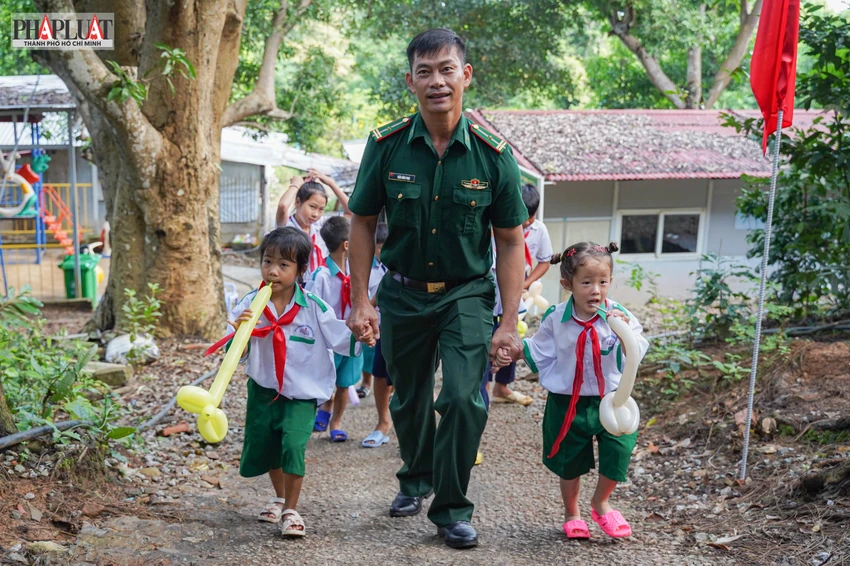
407, 112, 472, 153
561, 297, 610, 323
294, 284, 308, 308
326, 255, 345, 277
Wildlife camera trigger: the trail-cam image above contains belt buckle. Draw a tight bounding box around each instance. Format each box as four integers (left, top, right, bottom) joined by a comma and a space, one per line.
426, 281, 446, 293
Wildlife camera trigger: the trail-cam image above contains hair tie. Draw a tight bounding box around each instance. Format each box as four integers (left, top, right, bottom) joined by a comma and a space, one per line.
565, 248, 577, 257
593, 245, 608, 253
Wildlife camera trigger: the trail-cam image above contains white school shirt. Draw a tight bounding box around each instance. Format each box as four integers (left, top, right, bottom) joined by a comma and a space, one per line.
310, 256, 350, 320
229, 285, 361, 405
490, 239, 527, 318
369, 257, 388, 324
524, 219, 554, 269
523, 298, 649, 396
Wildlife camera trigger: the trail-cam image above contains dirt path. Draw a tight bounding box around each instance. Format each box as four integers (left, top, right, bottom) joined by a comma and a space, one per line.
69, 387, 727, 565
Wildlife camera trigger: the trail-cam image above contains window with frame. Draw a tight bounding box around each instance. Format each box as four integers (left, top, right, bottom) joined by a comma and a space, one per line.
619, 210, 702, 256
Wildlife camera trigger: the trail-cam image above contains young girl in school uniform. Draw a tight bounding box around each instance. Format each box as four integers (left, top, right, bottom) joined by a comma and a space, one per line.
276, 169, 351, 273
222, 227, 373, 537
501, 241, 649, 540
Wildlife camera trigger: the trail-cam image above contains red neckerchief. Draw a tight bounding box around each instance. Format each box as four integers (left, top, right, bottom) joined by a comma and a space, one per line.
547, 307, 607, 459
523, 230, 533, 270
336, 269, 351, 316
206, 282, 302, 397
310, 234, 326, 272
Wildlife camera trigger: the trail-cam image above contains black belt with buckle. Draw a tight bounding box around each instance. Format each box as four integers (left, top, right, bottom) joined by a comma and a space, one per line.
389, 271, 479, 294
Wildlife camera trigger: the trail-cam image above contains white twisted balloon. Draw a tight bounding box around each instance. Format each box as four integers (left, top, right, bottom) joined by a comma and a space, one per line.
598, 310, 640, 436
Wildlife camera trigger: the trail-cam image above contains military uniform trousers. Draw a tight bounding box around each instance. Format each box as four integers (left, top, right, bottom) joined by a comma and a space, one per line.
377, 272, 495, 527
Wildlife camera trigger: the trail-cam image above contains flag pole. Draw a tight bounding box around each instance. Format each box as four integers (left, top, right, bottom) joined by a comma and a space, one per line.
739, 110, 784, 480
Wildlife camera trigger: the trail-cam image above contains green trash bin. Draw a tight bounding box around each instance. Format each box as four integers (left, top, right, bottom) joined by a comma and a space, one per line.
59, 253, 101, 301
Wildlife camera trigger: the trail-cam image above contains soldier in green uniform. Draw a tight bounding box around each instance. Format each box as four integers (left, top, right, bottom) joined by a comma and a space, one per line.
346, 28, 527, 549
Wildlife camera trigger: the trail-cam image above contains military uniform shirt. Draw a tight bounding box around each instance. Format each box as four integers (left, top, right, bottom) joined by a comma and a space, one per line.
348, 113, 528, 281
524, 298, 649, 396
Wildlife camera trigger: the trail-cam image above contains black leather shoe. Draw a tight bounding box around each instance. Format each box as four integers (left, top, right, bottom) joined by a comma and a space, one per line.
389, 490, 432, 517
437, 521, 479, 549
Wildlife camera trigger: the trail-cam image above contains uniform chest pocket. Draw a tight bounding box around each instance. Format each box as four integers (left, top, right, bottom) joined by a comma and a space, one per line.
452, 187, 492, 235
385, 181, 421, 228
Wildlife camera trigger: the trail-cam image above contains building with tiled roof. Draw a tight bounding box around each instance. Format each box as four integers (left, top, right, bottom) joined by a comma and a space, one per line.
467, 108, 826, 304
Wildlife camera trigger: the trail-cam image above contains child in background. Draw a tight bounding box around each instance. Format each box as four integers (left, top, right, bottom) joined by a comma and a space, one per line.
500, 241, 649, 540
224, 227, 372, 536
309, 216, 360, 441
360, 223, 393, 448
276, 169, 351, 273
521, 183, 553, 291
356, 222, 389, 400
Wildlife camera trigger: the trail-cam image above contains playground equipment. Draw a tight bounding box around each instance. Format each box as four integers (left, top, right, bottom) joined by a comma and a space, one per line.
176, 284, 273, 443
597, 306, 641, 437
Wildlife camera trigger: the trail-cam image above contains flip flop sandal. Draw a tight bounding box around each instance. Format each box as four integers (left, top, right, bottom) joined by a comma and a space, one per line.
361, 430, 389, 448
492, 391, 533, 406
356, 386, 372, 399
591, 509, 632, 538
280, 509, 306, 537
314, 409, 331, 432
257, 497, 286, 523
329, 429, 349, 442
563, 519, 590, 539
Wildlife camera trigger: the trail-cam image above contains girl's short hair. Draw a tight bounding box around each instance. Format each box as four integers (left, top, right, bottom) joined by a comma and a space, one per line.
297, 181, 328, 205
550, 241, 620, 281
260, 227, 312, 285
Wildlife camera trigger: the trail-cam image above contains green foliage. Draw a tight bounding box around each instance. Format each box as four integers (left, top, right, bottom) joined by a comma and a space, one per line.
0, 286, 131, 442
726, 7, 850, 316
0, 0, 47, 77
686, 253, 757, 340
152, 43, 197, 95
618, 260, 659, 296
106, 61, 148, 105
122, 283, 162, 365
583, 39, 673, 109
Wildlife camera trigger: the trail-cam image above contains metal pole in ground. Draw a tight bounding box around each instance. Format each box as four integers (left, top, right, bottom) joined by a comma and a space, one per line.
739, 110, 784, 480
67, 110, 81, 299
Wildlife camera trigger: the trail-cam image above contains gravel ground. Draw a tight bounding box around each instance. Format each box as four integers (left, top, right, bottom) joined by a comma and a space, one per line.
68, 368, 730, 566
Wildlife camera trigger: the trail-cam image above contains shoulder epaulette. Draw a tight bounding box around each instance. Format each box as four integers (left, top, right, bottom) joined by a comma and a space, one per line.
371, 116, 413, 142
469, 123, 508, 153
305, 291, 329, 313
541, 304, 557, 322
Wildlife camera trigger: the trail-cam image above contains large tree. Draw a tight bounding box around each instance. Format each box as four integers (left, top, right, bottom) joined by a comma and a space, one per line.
31, 0, 323, 338
592, 0, 762, 109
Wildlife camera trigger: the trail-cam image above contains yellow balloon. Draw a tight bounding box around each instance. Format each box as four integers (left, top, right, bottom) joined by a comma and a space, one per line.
177, 284, 272, 443
517, 320, 528, 339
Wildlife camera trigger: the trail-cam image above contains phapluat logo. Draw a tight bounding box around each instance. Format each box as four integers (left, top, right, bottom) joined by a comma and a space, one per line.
12, 13, 114, 50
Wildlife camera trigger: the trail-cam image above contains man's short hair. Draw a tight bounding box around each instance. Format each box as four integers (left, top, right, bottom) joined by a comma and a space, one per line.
521, 184, 541, 218
407, 28, 466, 69
320, 215, 350, 254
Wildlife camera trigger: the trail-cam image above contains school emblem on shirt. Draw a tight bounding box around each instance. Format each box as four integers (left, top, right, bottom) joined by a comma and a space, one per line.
291, 324, 316, 345
388, 172, 416, 183
461, 178, 489, 190
602, 335, 619, 351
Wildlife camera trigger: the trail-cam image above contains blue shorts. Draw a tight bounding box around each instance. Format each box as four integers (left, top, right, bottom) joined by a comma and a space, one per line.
334, 352, 364, 388
371, 338, 390, 385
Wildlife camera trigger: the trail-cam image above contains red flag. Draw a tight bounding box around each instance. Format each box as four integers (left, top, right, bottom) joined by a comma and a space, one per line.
750, 0, 801, 154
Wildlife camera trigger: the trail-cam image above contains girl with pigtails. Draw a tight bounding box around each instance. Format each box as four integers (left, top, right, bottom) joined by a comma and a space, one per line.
497, 241, 649, 540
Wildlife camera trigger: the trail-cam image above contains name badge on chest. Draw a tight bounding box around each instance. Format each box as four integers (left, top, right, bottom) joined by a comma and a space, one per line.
389, 172, 416, 183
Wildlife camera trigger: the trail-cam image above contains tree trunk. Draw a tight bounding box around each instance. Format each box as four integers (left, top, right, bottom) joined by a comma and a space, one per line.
704, 0, 763, 108
685, 45, 702, 109
37, 0, 248, 339
0, 380, 17, 437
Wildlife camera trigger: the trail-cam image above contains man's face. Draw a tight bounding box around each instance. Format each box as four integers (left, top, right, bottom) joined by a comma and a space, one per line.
405, 46, 472, 115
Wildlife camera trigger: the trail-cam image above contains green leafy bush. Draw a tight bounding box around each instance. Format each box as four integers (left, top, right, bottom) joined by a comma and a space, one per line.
0, 286, 131, 442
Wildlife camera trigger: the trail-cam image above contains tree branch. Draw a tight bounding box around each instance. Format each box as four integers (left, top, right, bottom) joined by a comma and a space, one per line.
32, 0, 161, 178
608, 7, 686, 109
221, 0, 311, 127
705, 0, 763, 108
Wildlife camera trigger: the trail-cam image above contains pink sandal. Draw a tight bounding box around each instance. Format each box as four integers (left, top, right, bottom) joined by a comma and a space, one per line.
591, 509, 632, 538
563, 519, 590, 539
